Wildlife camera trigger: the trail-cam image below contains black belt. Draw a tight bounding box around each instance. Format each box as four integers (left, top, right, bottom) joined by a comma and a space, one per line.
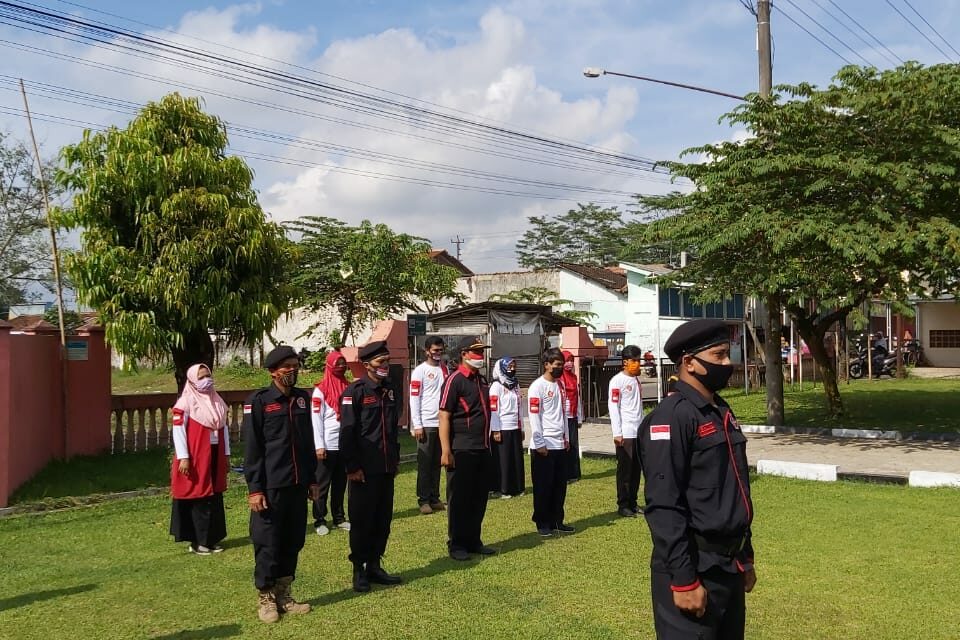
692, 532, 747, 556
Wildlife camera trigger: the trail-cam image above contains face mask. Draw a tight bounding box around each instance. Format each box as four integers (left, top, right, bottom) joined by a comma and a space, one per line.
464, 357, 484, 369
195, 377, 214, 392
276, 370, 298, 387
692, 356, 733, 392
430, 353, 443, 362
563, 362, 574, 371
374, 365, 390, 378
625, 361, 642, 376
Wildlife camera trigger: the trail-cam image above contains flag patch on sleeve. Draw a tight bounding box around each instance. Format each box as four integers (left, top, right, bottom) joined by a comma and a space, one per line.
611, 388, 620, 403
529, 397, 540, 414
410, 380, 421, 396
342, 396, 353, 406
312, 397, 322, 412
650, 425, 671, 441
489, 395, 498, 412
172, 409, 184, 426
243, 404, 252, 414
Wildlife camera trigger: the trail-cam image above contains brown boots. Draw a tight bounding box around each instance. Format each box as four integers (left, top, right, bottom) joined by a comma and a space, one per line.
257, 577, 310, 623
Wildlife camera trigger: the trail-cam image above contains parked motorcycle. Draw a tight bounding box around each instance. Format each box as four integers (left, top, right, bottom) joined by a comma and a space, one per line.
642, 350, 657, 378
848, 343, 896, 379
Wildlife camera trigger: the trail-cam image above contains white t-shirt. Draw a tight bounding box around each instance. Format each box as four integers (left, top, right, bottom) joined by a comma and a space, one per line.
527, 376, 569, 450
311, 387, 342, 451
489, 381, 524, 432
608, 371, 643, 439
409, 361, 447, 429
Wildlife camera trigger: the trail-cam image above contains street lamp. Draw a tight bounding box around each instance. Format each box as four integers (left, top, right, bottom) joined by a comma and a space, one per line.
583, 67, 746, 101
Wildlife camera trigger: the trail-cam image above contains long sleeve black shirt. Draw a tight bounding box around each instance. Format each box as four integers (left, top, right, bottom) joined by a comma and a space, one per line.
339, 377, 400, 476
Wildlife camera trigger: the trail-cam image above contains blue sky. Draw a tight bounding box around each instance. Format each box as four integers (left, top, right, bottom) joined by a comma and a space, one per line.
2, 0, 958, 271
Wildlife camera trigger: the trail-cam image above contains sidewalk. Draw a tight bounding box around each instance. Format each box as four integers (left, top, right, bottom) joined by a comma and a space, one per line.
578, 421, 960, 481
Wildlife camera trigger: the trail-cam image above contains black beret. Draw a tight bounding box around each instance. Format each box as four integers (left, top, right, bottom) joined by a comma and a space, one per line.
456, 336, 491, 352
264, 345, 298, 369
664, 319, 730, 363
358, 340, 390, 362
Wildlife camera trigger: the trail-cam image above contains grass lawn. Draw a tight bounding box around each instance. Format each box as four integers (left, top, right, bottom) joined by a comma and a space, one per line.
724, 377, 960, 433
112, 365, 274, 394
1, 457, 957, 639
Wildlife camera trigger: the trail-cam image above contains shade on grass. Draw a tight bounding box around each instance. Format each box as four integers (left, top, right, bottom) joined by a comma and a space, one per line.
1, 457, 957, 639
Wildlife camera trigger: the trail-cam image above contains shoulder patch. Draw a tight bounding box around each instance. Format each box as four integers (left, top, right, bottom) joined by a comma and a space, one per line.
611, 388, 620, 403
297, 396, 307, 409
172, 408, 184, 426
312, 397, 322, 412
410, 379, 422, 396
650, 424, 671, 441
529, 397, 540, 414
243, 404, 252, 414
342, 396, 353, 406
489, 394, 499, 412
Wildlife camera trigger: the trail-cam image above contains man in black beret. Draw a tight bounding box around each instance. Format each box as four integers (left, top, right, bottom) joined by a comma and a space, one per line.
339, 340, 403, 593
243, 345, 321, 623
438, 336, 495, 561
639, 319, 756, 640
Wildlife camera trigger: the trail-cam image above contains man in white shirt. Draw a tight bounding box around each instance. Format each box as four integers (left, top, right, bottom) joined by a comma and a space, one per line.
608, 345, 645, 518
528, 347, 573, 537
410, 336, 448, 514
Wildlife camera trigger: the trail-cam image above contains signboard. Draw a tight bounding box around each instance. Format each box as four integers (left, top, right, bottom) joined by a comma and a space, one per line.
407, 314, 428, 336
66, 338, 89, 361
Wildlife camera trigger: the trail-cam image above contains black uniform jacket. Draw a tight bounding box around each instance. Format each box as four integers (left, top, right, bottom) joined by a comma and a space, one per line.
243, 384, 319, 496
439, 364, 491, 451
339, 377, 401, 476
639, 380, 754, 591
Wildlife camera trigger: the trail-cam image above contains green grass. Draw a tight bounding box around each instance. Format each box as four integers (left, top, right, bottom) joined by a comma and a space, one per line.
724, 377, 960, 433
112, 363, 273, 394
0, 458, 958, 639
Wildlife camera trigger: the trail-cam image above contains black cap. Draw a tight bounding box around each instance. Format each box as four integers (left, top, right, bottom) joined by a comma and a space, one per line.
264, 345, 298, 369
456, 336, 491, 352
358, 340, 390, 362
664, 319, 730, 363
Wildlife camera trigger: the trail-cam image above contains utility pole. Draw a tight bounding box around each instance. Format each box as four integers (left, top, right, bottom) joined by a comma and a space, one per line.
758, 0, 772, 97
450, 235, 464, 261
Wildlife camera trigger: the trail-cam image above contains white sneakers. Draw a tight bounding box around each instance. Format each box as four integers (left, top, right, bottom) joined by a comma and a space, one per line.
190, 544, 224, 555
337, 521, 351, 531
315, 524, 330, 536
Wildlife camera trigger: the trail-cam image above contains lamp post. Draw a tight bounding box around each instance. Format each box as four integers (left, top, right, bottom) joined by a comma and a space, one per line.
583, 67, 747, 101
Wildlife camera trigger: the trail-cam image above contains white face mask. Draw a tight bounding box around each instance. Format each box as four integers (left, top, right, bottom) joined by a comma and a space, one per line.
374, 365, 390, 378
464, 357, 484, 369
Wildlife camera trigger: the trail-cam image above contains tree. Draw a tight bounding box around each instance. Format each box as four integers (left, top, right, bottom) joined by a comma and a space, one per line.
488, 286, 597, 328
287, 216, 462, 340
0, 132, 64, 311
515, 203, 672, 270
55, 93, 293, 390
639, 63, 960, 418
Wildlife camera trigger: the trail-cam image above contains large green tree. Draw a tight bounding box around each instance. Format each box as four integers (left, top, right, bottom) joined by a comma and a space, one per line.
0, 132, 64, 311
287, 216, 462, 341
639, 63, 960, 418
55, 93, 292, 390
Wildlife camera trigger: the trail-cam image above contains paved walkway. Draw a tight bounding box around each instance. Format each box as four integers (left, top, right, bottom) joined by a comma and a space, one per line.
578, 421, 960, 480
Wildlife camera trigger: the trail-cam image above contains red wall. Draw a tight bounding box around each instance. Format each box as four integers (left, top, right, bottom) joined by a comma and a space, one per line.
0, 326, 111, 507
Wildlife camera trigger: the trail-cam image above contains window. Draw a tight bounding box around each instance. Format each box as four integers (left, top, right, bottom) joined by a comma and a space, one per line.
705, 300, 724, 318
659, 287, 682, 317
725, 294, 745, 319
929, 330, 960, 348
682, 291, 703, 318
573, 302, 592, 311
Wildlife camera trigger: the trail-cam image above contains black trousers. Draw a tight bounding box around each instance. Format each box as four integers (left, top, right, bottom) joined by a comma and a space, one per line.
416, 427, 442, 506
348, 472, 395, 566
651, 567, 746, 640
446, 449, 492, 552
491, 430, 525, 496
250, 484, 308, 590
312, 450, 348, 527
170, 494, 226, 547
565, 418, 581, 481
531, 448, 568, 527
615, 437, 642, 510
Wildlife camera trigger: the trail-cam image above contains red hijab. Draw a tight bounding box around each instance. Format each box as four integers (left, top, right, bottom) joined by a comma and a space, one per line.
560, 350, 579, 416
317, 351, 350, 419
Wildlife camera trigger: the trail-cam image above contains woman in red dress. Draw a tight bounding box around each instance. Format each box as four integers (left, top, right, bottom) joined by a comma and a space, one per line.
169, 364, 230, 555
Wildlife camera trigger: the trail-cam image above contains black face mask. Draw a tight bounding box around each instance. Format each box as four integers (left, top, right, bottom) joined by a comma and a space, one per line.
692, 356, 733, 392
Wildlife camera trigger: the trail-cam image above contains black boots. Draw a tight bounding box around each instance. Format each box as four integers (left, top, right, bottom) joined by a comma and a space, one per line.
366, 560, 403, 585
353, 563, 370, 593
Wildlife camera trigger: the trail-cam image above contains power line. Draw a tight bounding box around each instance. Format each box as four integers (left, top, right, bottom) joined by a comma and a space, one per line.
901, 0, 960, 59
824, 0, 904, 65
773, 3, 854, 65
779, 0, 871, 66
807, 0, 900, 67
886, 0, 956, 62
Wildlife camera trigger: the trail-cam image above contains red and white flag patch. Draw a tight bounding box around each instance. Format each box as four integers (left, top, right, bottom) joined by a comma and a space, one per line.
410, 380, 422, 397
489, 394, 498, 412
342, 396, 353, 406
611, 388, 620, 403
172, 409, 184, 426
529, 397, 540, 414
243, 404, 252, 415
312, 397, 322, 413
650, 424, 671, 441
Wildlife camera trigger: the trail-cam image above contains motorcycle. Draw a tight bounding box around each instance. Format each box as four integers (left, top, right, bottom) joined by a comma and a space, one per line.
642, 350, 657, 378
848, 343, 896, 379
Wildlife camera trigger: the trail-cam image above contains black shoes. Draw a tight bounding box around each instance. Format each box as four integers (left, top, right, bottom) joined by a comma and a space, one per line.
352, 567, 370, 593
537, 526, 553, 537
470, 545, 497, 556
366, 564, 403, 585
553, 523, 575, 533
618, 507, 638, 518
449, 548, 470, 561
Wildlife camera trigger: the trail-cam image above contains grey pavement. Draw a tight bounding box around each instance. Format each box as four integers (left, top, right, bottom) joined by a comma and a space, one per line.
577, 421, 960, 480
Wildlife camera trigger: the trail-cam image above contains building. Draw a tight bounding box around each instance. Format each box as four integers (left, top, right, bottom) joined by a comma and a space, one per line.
913, 296, 960, 366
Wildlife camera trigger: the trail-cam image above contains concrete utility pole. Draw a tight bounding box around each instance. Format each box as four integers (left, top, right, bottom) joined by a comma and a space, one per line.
758, 0, 773, 97
450, 235, 464, 261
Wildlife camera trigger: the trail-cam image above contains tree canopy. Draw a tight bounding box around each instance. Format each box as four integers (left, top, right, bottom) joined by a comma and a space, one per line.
488, 286, 597, 328
55, 93, 292, 389
639, 62, 960, 416
286, 216, 463, 342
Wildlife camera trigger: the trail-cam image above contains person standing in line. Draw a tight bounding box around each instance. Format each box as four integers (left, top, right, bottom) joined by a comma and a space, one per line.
410, 336, 448, 515
528, 348, 573, 537
339, 341, 403, 593
311, 350, 351, 537
243, 345, 320, 624
438, 336, 495, 561
640, 319, 756, 640
560, 350, 584, 482
489, 356, 525, 499
608, 345, 644, 518
170, 363, 229, 555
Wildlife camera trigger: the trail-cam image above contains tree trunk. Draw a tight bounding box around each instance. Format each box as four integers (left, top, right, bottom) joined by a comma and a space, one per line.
171, 329, 215, 394
795, 323, 844, 417
764, 295, 785, 426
